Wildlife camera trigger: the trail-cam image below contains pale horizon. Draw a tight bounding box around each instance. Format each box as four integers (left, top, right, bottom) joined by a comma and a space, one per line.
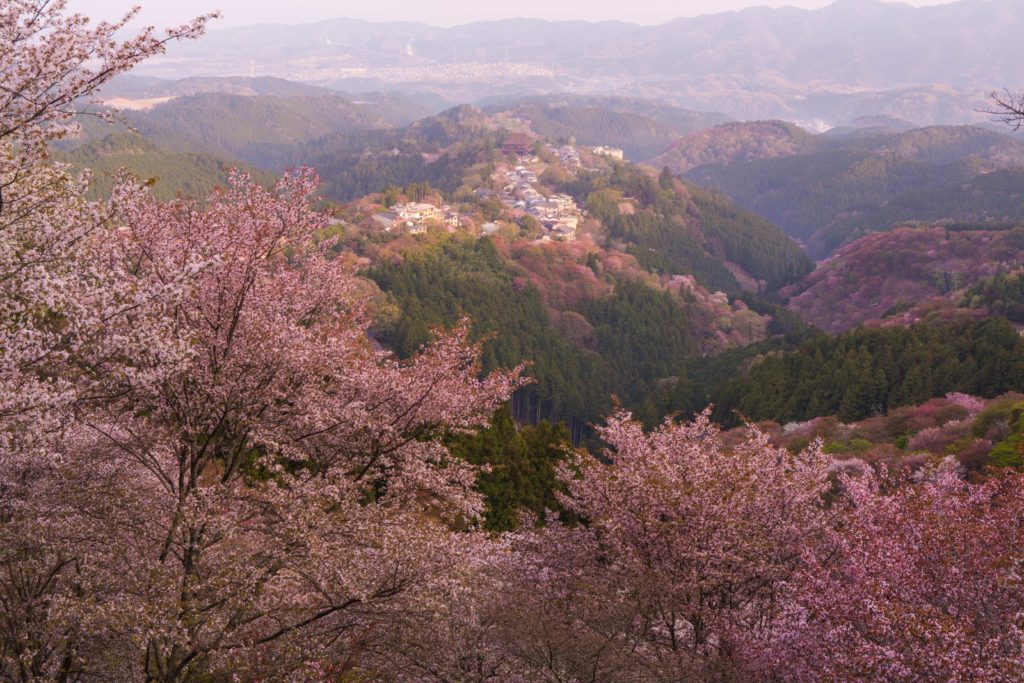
70, 0, 959, 30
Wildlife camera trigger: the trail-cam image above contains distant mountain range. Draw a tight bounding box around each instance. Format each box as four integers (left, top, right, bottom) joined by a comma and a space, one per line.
132, 0, 1024, 125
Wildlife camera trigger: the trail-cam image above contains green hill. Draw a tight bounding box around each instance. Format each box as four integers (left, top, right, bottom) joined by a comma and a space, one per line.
55, 133, 275, 202
684, 125, 1024, 257
118, 93, 404, 170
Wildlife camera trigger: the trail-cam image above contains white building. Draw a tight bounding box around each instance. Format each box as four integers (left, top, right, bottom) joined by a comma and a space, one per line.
394, 202, 442, 223
592, 145, 625, 161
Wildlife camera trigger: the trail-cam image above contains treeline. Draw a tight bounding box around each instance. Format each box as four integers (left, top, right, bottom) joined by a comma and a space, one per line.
712, 318, 1024, 424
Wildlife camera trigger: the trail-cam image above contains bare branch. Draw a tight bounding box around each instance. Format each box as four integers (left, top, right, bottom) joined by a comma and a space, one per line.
981, 89, 1024, 131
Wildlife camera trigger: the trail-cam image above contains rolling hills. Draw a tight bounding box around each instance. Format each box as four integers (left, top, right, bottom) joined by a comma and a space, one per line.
781, 225, 1024, 333
54, 133, 276, 201
677, 123, 1024, 256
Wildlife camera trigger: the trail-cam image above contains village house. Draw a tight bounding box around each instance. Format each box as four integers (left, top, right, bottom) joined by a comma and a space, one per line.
551, 224, 577, 242
559, 215, 579, 230
371, 213, 397, 232
441, 205, 463, 229
394, 202, 442, 223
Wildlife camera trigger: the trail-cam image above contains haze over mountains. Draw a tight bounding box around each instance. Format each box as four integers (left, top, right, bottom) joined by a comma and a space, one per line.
68, 0, 1024, 423
130, 0, 1023, 126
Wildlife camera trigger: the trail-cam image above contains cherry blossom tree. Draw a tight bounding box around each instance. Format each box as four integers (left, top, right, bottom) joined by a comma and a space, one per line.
0, 0, 214, 448
482, 411, 834, 681
1, 4, 526, 679
2, 7, 215, 677
2, 168, 524, 680
759, 467, 1024, 682
1, 1, 215, 168
945, 391, 986, 416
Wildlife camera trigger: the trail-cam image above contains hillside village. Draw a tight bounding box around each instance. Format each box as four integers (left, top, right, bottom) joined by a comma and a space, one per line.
498, 162, 580, 242
320, 127, 778, 359
351, 133, 624, 245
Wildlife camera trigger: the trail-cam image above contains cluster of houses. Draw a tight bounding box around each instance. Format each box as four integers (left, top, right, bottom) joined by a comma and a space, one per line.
555, 144, 581, 170
371, 201, 462, 235
365, 135, 595, 242
501, 166, 580, 242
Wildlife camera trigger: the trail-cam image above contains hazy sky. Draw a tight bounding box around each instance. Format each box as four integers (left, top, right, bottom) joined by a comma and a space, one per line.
69, 0, 956, 29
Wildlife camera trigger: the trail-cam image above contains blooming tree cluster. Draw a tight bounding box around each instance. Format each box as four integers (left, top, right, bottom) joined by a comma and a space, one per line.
492, 412, 834, 681
3, 2, 1024, 681
0, 0, 214, 449
760, 468, 1024, 682
1, 4, 525, 680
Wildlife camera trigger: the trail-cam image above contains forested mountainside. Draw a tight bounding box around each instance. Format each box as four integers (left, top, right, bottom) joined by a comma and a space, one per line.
70, 91, 433, 170
129, 93, 406, 169
677, 123, 1024, 256
323, 154, 809, 437
59, 89, 1021, 443
652, 120, 819, 173
710, 318, 1024, 425
809, 169, 1024, 256
781, 226, 1024, 333
663, 122, 1024, 176
54, 133, 276, 201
